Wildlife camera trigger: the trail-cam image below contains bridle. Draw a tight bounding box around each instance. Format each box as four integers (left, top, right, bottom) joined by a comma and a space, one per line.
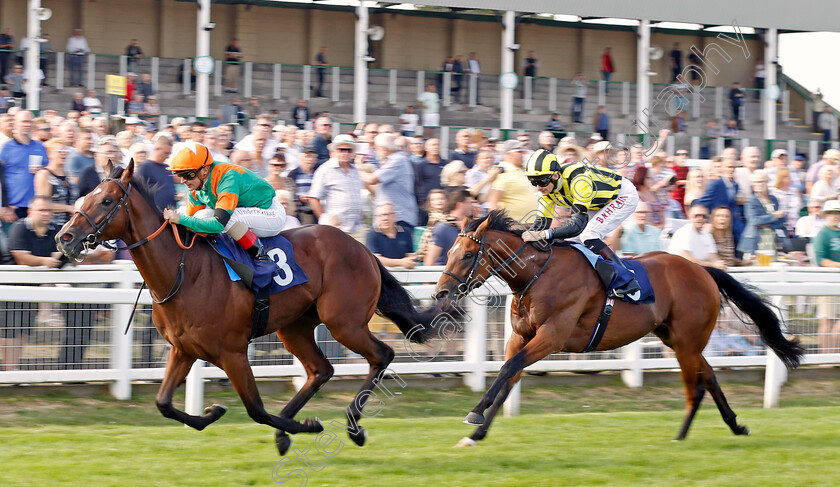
442, 232, 538, 299
71, 177, 196, 305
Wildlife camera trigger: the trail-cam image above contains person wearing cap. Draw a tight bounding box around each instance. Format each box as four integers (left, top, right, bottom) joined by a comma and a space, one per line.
813, 199, 840, 352
287, 143, 318, 224
521, 144, 642, 298
307, 134, 364, 237
486, 139, 539, 223
765, 149, 788, 186
162, 141, 285, 261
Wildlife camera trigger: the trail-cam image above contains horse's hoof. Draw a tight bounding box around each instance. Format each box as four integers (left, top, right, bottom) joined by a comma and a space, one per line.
303, 417, 324, 433
736, 425, 751, 436
349, 427, 367, 447
275, 431, 292, 456
463, 412, 484, 425
455, 437, 477, 448
205, 404, 227, 418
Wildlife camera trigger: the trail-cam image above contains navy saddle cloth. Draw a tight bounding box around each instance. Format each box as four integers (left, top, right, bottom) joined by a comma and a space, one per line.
570, 244, 655, 304
211, 233, 309, 295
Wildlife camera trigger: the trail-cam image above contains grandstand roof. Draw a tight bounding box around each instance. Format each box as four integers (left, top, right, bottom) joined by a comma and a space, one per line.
210, 0, 837, 33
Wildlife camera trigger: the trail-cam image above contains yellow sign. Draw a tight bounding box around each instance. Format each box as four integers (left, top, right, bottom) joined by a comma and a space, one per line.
106, 75, 127, 96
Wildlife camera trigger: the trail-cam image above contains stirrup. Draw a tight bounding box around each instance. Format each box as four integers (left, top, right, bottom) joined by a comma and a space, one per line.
247, 239, 272, 262
610, 278, 641, 298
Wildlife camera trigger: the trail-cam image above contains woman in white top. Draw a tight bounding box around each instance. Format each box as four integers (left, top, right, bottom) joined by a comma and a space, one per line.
810, 165, 837, 201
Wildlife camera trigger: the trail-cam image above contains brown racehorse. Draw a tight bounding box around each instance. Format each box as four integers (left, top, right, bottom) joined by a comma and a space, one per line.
55, 161, 438, 455
433, 210, 804, 447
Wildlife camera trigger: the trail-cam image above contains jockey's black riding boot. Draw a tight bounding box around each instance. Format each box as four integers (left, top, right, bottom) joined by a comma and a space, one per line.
247, 238, 272, 262
585, 239, 641, 298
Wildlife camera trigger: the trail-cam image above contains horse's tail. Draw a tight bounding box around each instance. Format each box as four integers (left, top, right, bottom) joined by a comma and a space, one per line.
374, 259, 440, 344
704, 266, 805, 369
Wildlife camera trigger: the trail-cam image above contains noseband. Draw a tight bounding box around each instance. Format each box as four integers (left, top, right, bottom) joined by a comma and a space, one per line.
442, 232, 530, 298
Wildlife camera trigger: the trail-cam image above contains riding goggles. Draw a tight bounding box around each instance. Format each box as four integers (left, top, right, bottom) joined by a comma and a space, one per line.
174, 169, 201, 180
528, 175, 554, 187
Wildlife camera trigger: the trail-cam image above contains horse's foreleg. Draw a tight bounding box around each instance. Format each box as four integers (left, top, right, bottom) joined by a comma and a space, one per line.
219, 351, 323, 436
155, 347, 227, 430
464, 332, 528, 425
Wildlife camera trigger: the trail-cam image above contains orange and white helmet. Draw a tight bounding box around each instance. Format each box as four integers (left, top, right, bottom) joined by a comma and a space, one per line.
167, 141, 212, 173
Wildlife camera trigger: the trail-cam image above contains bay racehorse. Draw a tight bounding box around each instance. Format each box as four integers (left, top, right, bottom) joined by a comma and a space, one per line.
55, 161, 438, 455
433, 210, 804, 447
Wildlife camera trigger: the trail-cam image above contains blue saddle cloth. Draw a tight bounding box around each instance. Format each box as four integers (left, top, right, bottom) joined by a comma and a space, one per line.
213, 233, 308, 295
570, 244, 655, 304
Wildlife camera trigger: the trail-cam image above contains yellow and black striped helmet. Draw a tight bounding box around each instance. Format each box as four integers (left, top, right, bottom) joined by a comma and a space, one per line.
524, 149, 563, 177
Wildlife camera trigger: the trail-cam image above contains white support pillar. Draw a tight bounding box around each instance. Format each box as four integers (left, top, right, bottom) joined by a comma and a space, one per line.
151, 57, 159, 93
243, 61, 253, 99
763, 295, 788, 408
764, 28, 778, 143
810, 140, 819, 164
636, 19, 651, 132
332, 66, 341, 102
717, 136, 725, 156
715, 86, 723, 120
388, 69, 397, 106
469, 73, 477, 107
503, 294, 520, 418
805, 101, 813, 126
781, 90, 790, 123
273, 64, 281, 100
416, 70, 424, 99
621, 81, 630, 115
195, 0, 210, 118
787, 139, 797, 158
690, 136, 700, 159
500, 11, 516, 130
184, 360, 205, 417
353, 3, 370, 124
183, 59, 190, 95
524, 76, 532, 111
119, 55, 127, 76
741, 137, 750, 151
442, 71, 452, 107
214, 60, 222, 97
760, 91, 765, 121
463, 298, 487, 392
158, 114, 167, 129
439, 126, 450, 158
87, 53, 96, 89
548, 77, 557, 112
56, 51, 64, 89
110, 262, 135, 400
25, 0, 41, 111
620, 340, 643, 388
692, 90, 701, 119
302, 65, 311, 101
597, 80, 606, 107
666, 136, 675, 155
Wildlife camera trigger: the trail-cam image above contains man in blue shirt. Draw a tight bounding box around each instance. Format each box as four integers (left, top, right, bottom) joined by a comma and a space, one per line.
423, 189, 475, 266
135, 133, 176, 211
366, 202, 415, 268
361, 132, 418, 229
1, 110, 47, 220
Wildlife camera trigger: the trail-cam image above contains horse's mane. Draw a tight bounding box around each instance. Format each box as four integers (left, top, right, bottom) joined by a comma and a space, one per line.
464, 209, 526, 236
110, 166, 167, 214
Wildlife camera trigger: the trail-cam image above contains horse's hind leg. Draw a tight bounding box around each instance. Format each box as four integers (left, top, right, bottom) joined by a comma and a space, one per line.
326, 323, 396, 448
699, 356, 750, 436
155, 347, 227, 430
672, 346, 708, 441
273, 326, 335, 455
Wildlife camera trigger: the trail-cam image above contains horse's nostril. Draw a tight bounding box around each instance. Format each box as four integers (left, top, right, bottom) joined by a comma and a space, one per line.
60, 232, 73, 243
435, 290, 449, 300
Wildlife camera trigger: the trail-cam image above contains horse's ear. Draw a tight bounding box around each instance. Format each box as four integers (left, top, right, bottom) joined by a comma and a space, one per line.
473, 216, 492, 239
105, 159, 114, 175
121, 158, 135, 184
461, 217, 471, 231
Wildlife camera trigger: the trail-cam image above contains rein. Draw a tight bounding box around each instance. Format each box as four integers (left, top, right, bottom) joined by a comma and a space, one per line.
444, 232, 541, 299
73, 177, 198, 332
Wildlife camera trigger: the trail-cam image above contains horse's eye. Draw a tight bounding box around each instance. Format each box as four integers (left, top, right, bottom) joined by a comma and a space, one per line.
102, 197, 113, 206
463, 252, 474, 260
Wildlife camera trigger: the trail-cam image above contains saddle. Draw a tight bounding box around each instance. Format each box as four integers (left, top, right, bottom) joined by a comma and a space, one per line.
207, 233, 309, 340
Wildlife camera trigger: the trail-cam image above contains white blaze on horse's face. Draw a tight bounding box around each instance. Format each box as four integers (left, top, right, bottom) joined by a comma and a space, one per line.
449, 241, 461, 257
92, 188, 103, 196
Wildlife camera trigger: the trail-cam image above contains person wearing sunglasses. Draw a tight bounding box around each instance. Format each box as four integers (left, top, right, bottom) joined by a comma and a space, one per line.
521, 143, 641, 298
162, 141, 285, 261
